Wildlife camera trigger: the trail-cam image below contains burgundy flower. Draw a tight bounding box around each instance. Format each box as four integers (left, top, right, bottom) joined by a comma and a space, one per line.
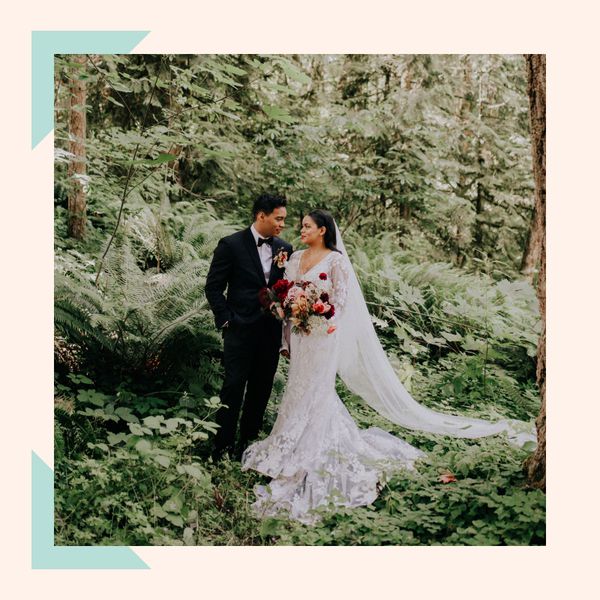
319, 272, 327, 280
272, 278, 294, 302
324, 304, 335, 320
320, 292, 329, 303
273, 279, 290, 295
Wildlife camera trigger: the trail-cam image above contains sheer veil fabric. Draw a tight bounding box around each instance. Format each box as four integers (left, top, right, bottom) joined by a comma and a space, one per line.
333, 222, 537, 449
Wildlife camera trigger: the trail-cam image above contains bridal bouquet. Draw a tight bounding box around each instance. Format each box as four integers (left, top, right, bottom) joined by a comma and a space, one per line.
259, 278, 337, 336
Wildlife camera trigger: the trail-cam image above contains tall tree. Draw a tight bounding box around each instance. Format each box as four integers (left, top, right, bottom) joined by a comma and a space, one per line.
523, 54, 546, 490
67, 55, 87, 240
520, 202, 543, 280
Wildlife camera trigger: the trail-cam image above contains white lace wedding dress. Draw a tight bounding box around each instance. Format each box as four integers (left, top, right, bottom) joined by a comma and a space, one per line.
241, 249, 427, 524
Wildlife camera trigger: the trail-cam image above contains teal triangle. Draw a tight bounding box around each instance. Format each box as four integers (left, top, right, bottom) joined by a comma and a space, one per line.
32, 452, 149, 569
31, 30, 149, 148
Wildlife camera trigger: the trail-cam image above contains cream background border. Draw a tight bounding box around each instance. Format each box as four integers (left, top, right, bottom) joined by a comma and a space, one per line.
2, 0, 599, 597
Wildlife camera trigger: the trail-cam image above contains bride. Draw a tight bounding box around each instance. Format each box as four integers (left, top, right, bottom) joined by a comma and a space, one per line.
240, 209, 537, 524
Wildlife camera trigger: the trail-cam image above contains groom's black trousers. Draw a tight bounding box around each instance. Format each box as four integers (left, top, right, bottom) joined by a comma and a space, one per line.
214, 314, 281, 455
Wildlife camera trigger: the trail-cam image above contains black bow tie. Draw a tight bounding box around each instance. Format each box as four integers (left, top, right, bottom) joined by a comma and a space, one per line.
257, 237, 273, 247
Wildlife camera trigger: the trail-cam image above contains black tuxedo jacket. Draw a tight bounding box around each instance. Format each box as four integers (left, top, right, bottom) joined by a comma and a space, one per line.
205, 227, 294, 329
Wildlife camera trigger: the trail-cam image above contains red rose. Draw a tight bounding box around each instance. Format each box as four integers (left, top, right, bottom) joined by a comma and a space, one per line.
319, 272, 327, 280
273, 279, 290, 295
272, 278, 294, 302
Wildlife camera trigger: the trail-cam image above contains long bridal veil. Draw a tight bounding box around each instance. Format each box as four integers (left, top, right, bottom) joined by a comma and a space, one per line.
333, 222, 537, 449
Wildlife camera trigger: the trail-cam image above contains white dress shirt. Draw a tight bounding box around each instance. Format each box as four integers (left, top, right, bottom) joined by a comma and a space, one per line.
250, 224, 273, 284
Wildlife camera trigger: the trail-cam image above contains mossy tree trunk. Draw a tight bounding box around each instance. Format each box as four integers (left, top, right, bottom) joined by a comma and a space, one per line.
67, 54, 87, 240
523, 54, 546, 491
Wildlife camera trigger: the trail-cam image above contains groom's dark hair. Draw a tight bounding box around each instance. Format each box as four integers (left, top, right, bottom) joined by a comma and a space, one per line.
252, 193, 287, 219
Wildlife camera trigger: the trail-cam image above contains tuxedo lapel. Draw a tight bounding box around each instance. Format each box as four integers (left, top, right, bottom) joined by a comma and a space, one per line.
243, 227, 268, 284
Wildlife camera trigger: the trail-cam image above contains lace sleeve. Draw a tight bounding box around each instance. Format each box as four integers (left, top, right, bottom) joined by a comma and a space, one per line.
329, 252, 351, 317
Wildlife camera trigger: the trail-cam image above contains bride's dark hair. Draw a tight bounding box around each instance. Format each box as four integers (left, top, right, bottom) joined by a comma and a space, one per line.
303, 209, 342, 253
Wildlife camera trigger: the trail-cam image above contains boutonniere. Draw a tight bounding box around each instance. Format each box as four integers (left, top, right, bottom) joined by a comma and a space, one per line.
273, 248, 289, 269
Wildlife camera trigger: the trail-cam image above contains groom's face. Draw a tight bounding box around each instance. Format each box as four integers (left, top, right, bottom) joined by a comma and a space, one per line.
257, 206, 287, 237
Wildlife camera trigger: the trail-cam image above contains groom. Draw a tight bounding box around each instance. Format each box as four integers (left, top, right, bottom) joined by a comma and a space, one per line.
205, 193, 292, 460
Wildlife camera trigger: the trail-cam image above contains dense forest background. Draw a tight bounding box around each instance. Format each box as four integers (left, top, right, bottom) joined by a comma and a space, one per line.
54, 54, 545, 545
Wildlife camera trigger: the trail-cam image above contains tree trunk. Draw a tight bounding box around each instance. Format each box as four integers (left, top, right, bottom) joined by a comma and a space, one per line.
523, 54, 546, 491
67, 55, 87, 240
520, 202, 543, 281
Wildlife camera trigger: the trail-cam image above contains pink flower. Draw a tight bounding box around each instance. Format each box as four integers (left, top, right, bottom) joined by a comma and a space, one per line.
319, 272, 327, 280
312, 300, 326, 314
327, 325, 337, 334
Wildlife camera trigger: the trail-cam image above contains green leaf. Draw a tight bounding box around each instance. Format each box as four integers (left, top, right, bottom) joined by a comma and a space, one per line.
143, 415, 164, 429
68, 373, 94, 385
212, 107, 241, 121
77, 389, 109, 407
135, 439, 152, 454
165, 514, 184, 527
219, 62, 247, 76
181, 464, 207, 481
440, 330, 463, 342
163, 417, 180, 431
262, 105, 295, 124
150, 505, 168, 518
371, 315, 388, 329
154, 455, 170, 468
107, 432, 129, 446
128, 422, 152, 436
87, 442, 109, 452
264, 81, 299, 96
106, 96, 125, 108
114, 407, 139, 423
199, 421, 219, 434
204, 396, 221, 408
163, 495, 183, 514
463, 335, 486, 352
109, 80, 132, 93
275, 58, 312, 85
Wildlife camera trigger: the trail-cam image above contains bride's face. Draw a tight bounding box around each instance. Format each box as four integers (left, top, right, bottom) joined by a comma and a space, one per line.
300, 216, 326, 247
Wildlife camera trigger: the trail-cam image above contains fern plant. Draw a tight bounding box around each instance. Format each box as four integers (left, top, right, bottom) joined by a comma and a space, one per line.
54, 206, 237, 389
